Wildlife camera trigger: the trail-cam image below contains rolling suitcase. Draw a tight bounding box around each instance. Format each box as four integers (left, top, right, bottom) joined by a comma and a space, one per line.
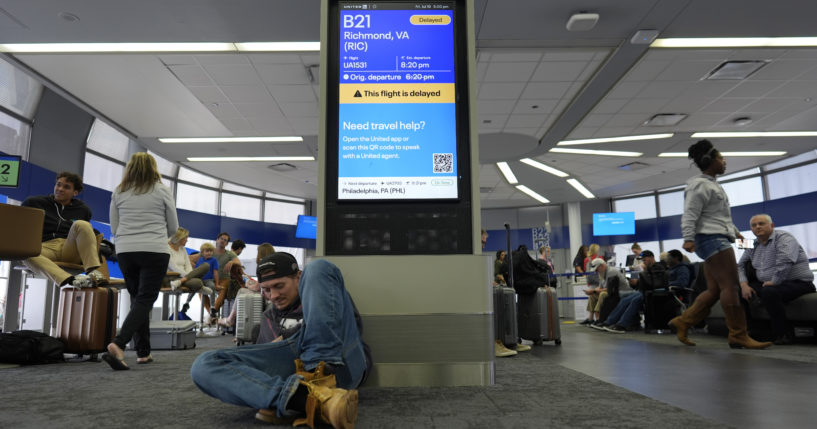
235, 293, 264, 345
493, 223, 520, 348
517, 286, 561, 345
493, 286, 518, 348
55, 286, 118, 359
643, 291, 679, 333
145, 320, 197, 350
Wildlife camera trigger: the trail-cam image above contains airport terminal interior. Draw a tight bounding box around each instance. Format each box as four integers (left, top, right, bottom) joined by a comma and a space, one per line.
2, 1, 817, 428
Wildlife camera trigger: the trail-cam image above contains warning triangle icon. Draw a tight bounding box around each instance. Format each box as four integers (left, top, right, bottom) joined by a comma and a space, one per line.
354, 90, 362, 98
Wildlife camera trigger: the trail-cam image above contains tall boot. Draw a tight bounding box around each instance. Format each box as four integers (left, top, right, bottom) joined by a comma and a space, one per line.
293, 379, 358, 429
723, 305, 772, 349
668, 298, 711, 346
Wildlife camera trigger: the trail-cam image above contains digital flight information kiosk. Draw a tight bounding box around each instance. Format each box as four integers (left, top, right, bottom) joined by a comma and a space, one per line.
324, 0, 473, 255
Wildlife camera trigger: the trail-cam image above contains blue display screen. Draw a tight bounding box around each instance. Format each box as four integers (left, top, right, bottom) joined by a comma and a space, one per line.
593, 212, 636, 236
295, 215, 318, 240
338, 3, 457, 200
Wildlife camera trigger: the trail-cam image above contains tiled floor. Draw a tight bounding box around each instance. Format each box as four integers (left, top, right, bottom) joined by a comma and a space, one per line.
550, 323, 817, 428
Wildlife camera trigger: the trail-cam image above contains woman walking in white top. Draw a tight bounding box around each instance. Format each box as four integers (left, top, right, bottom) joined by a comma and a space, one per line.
103, 152, 179, 370
669, 140, 770, 349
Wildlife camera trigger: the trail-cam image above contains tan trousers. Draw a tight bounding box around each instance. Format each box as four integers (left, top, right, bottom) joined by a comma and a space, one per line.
24, 220, 101, 285
586, 291, 609, 313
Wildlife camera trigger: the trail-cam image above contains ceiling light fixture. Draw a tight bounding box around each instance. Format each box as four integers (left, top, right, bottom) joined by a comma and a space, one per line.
651, 37, 817, 48
658, 151, 786, 157
557, 133, 673, 146
565, 12, 599, 32
496, 162, 518, 185
705, 61, 767, 80
567, 178, 596, 199
0, 43, 236, 53
187, 156, 315, 162
549, 148, 643, 157
618, 161, 649, 171
0, 41, 320, 53
57, 12, 81, 22
236, 42, 321, 51
691, 131, 817, 138
267, 163, 297, 172
515, 185, 550, 204
733, 117, 753, 127
520, 158, 569, 177
643, 114, 687, 127
160, 136, 303, 143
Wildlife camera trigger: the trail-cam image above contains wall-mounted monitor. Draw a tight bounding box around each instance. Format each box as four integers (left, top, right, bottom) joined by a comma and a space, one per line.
295, 215, 318, 240
0, 155, 21, 188
593, 212, 635, 236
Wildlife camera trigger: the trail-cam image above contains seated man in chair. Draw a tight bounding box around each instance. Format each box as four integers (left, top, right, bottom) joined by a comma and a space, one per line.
738, 214, 815, 345
22, 171, 106, 287
594, 251, 659, 333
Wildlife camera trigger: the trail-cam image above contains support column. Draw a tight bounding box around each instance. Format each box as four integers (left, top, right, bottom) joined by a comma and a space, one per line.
567, 201, 583, 264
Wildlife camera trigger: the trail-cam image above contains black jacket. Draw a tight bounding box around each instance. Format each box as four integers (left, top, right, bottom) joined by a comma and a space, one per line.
22, 195, 92, 242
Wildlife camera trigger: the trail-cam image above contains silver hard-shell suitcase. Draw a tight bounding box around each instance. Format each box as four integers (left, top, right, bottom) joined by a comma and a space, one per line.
235, 293, 264, 345
493, 286, 518, 348
517, 286, 561, 345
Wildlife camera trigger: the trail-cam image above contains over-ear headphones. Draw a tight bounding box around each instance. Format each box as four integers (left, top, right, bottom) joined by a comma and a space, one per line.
699, 146, 716, 167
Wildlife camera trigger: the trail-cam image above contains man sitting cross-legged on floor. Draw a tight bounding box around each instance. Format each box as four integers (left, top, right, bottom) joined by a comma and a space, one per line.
190, 252, 372, 428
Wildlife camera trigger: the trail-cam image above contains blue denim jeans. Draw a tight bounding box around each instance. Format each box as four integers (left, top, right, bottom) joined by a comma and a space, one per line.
190, 259, 368, 414
604, 292, 643, 328
694, 234, 732, 261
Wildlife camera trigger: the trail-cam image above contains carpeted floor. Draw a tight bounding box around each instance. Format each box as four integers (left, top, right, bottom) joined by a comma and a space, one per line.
0, 327, 738, 429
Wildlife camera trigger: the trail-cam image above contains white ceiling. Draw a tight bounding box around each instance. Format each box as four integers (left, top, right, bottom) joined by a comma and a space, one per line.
3, 0, 817, 208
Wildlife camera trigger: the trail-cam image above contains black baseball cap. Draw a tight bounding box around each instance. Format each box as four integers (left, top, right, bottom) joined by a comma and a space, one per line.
256, 252, 299, 283
640, 250, 654, 258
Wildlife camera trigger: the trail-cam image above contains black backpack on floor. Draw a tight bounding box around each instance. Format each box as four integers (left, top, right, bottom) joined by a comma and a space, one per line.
0, 330, 65, 365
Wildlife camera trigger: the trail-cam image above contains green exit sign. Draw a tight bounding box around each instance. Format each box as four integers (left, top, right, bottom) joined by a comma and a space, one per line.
0, 155, 21, 188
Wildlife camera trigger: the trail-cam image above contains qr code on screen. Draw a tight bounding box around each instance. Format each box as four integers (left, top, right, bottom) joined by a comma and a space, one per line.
433, 153, 453, 173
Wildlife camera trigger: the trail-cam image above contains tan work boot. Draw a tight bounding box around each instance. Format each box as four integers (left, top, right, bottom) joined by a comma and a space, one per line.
668, 298, 712, 346
258, 361, 337, 424
295, 359, 337, 387
723, 305, 772, 349
293, 380, 358, 429
494, 340, 517, 357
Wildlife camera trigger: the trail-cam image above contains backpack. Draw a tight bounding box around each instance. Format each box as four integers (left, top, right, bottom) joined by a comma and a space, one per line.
638, 262, 670, 291
533, 259, 558, 288
512, 245, 549, 294
0, 330, 65, 365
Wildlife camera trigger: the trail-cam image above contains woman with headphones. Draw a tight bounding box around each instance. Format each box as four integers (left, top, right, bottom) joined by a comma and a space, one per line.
669, 140, 771, 349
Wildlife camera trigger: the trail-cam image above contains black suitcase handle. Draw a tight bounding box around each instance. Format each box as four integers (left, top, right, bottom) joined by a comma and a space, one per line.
505, 223, 513, 290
